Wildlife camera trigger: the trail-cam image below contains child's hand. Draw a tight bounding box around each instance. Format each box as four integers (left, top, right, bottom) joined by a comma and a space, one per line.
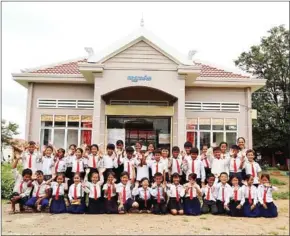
85, 168, 90, 174
250, 204, 256, 211
16, 153, 21, 160
52, 174, 57, 179
264, 183, 271, 187
224, 205, 230, 211
236, 204, 242, 209
31, 174, 37, 180
263, 203, 268, 209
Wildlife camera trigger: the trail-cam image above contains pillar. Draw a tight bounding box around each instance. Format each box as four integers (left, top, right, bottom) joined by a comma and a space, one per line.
246, 87, 253, 149
177, 76, 186, 148
92, 74, 102, 145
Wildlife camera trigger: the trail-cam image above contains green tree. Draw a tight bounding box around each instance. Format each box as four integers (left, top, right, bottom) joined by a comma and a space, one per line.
1, 119, 19, 147
235, 25, 290, 156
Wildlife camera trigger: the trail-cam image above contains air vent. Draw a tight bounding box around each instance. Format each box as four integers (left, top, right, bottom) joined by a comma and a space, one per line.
110, 100, 169, 106
185, 101, 240, 112
38, 99, 94, 109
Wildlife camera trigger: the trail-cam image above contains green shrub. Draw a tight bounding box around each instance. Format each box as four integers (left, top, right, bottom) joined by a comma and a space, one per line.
270, 178, 286, 185
1, 163, 22, 199
273, 191, 290, 200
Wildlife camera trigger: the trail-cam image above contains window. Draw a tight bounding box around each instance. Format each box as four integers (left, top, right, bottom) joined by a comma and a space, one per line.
186, 118, 237, 150
40, 115, 92, 150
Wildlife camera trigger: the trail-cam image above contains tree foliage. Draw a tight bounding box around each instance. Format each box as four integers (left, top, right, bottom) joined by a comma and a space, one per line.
1, 119, 19, 147
235, 25, 290, 154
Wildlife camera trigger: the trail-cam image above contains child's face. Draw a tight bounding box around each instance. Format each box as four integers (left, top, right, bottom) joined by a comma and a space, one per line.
36, 173, 44, 183
238, 139, 245, 149
202, 146, 208, 154
107, 149, 114, 156
28, 145, 35, 153
148, 144, 154, 152
172, 150, 179, 158
121, 175, 129, 185
75, 150, 82, 158
91, 173, 99, 184
135, 143, 142, 151
231, 178, 239, 186
57, 175, 64, 184
116, 144, 123, 150
232, 149, 238, 157
189, 177, 196, 183
219, 174, 228, 184
190, 153, 198, 160
126, 152, 133, 159
154, 176, 163, 185
185, 147, 191, 154
247, 152, 254, 162
58, 150, 64, 158
70, 146, 76, 154
45, 148, 53, 156
173, 176, 180, 185
214, 150, 221, 158
142, 180, 149, 188
207, 177, 215, 186
107, 174, 114, 183
161, 151, 168, 158
261, 176, 269, 185
247, 176, 254, 186
74, 175, 80, 184
220, 144, 227, 153
154, 153, 161, 161
23, 174, 32, 182
85, 148, 90, 154
91, 146, 98, 155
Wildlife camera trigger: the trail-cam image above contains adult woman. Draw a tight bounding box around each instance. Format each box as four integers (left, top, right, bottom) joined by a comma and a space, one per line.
237, 137, 247, 180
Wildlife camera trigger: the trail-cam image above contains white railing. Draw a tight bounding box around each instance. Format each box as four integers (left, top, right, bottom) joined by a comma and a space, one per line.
110, 100, 169, 106
185, 101, 240, 112
38, 99, 94, 109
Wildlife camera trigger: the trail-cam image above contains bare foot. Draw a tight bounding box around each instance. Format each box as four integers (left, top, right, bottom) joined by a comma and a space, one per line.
36, 205, 42, 212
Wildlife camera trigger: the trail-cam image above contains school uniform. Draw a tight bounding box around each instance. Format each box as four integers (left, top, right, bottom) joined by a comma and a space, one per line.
115, 149, 126, 182
38, 156, 55, 181
87, 154, 101, 178
201, 184, 218, 215
49, 182, 67, 214
161, 157, 170, 182
183, 158, 206, 187
209, 156, 229, 183
132, 187, 152, 211
136, 162, 149, 181
102, 154, 118, 182
228, 186, 244, 217
116, 182, 134, 212
183, 183, 201, 215
150, 184, 167, 214
229, 157, 242, 185
221, 153, 230, 175
72, 158, 87, 179
166, 183, 185, 211
67, 183, 86, 214
25, 180, 49, 209
238, 149, 248, 180
169, 157, 183, 182
200, 154, 211, 178
257, 185, 278, 218
103, 183, 118, 214
20, 151, 40, 173
215, 182, 231, 215
183, 154, 191, 183
10, 168, 32, 205
240, 185, 260, 217
244, 162, 262, 186
65, 154, 75, 186
146, 153, 155, 181
85, 175, 104, 214
147, 160, 166, 182
54, 158, 67, 175
119, 156, 140, 180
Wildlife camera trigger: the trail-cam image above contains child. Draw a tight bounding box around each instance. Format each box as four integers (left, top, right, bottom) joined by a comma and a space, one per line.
115, 140, 125, 182
47, 174, 68, 214
54, 148, 67, 175
67, 173, 86, 214
240, 174, 260, 217
161, 149, 170, 182
103, 171, 118, 214
72, 148, 87, 180
229, 145, 243, 185
87, 144, 101, 177
209, 147, 229, 183
65, 144, 77, 186
168, 146, 183, 183
257, 174, 278, 218
183, 141, 193, 162
183, 173, 202, 216
37, 145, 55, 181
145, 143, 155, 181
201, 174, 218, 215
102, 143, 118, 182
228, 175, 243, 217
136, 150, 149, 182
119, 146, 140, 182
84, 169, 104, 214
20, 141, 39, 173
116, 171, 139, 214
132, 177, 152, 213
220, 142, 230, 175
147, 149, 166, 182
166, 173, 185, 215
215, 172, 231, 215
10, 156, 32, 213
182, 147, 206, 187
243, 149, 261, 187
25, 170, 49, 212
200, 144, 211, 177
150, 172, 167, 214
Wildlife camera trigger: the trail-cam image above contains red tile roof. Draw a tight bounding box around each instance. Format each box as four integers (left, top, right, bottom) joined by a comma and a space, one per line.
29, 59, 249, 78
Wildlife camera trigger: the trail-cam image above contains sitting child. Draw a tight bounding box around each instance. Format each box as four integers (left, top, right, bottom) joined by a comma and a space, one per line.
150, 172, 167, 214
228, 175, 243, 217
201, 174, 218, 215
132, 177, 152, 213
215, 172, 231, 215
103, 171, 118, 214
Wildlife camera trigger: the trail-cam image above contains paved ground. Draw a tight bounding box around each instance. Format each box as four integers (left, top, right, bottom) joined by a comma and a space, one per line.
2, 175, 289, 235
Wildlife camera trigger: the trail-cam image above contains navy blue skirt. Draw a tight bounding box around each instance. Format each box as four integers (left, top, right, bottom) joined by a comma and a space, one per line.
168, 197, 183, 211
259, 202, 278, 218
229, 200, 243, 217
243, 199, 260, 217
184, 197, 201, 215
50, 196, 67, 214
87, 198, 103, 214
104, 196, 118, 214
67, 198, 86, 214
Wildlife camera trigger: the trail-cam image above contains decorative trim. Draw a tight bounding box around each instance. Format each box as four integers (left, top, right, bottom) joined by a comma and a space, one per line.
105, 105, 174, 116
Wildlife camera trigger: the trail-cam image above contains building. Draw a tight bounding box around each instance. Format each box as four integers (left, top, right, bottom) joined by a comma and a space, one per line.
12, 24, 266, 151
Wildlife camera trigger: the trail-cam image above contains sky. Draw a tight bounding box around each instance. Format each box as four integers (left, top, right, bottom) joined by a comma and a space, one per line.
2, 2, 289, 139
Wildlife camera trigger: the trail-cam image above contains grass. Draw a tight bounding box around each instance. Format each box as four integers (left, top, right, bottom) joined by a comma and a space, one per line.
270, 178, 286, 185
268, 231, 279, 235
202, 227, 211, 231
273, 191, 290, 200
277, 226, 287, 231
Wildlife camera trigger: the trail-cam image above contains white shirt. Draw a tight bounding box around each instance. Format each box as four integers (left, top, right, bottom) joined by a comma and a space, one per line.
103, 183, 117, 198
161, 158, 169, 173
166, 183, 185, 198
65, 154, 76, 168
72, 158, 87, 173
136, 164, 149, 181
12, 168, 32, 197
229, 186, 243, 201
182, 158, 206, 181
240, 185, 258, 205
169, 157, 183, 175
202, 184, 217, 201
184, 183, 201, 198
85, 176, 104, 199
31, 180, 48, 198
21, 151, 40, 172
229, 157, 242, 173
39, 156, 54, 175
244, 162, 262, 184
132, 187, 152, 200
200, 154, 212, 169
68, 183, 85, 200
215, 182, 231, 205
87, 154, 102, 169
116, 182, 133, 201
51, 182, 66, 196
209, 156, 229, 176
150, 184, 166, 200
54, 158, 67, 173
120, 156, 140, 179
147, 160, 166, 176
102, 154, 118, 169
257, 185, 278, 204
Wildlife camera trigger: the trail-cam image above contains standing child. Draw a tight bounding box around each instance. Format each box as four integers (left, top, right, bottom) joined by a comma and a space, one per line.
103, 172, 118, 214
219, 142, 230, 175
240, 174, 260, 217
65, 144, 77, 186
115, 140, 125, 182
37, 145, 55, 181
243, 150, 261, 187
102, 144, 118, 182
67, 173, 86, 214
161, 149, 170, 182
54, 148, 67, 175
87, 144, 101, 178
201, 174, 218, 215
200, 144, 211, 178
116, 171, 139, 214
145, 143, 155, 181
215, 172, 231, 215
84, 169, 105, 214
257, 174, 278, 218
25, 170, 49, 212
136, 150, 149, 183
147, 150, 166, 183
47, 174, 68, 214
20, 141, 39, 173
228, 175, 243, 217
10, 156, 32, 213
132, 177, 152, 213
119, 146, 140, 182
150, 172, 167, 214
72, 148, 87, 180
209, 147, 229, 183
183, 173, 202, 216
168, 146, 183, 183
229, 145, 243, 185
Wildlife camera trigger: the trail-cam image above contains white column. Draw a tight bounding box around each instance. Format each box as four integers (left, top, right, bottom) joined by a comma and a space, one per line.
25, 82, 33, 141
92, 76, 102, 145
177, 77, 186, 148
246, 87, 253, 148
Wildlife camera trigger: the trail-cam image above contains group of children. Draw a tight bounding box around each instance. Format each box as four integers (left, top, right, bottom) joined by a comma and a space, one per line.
10, 138, 278, 218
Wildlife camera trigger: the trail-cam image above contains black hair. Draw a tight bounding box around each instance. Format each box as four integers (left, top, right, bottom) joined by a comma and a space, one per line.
120, 171, 129, 178
171, 172, 180, 179
231, 145, 239, 150
91, 171, 99, 179
154, 172, 163, 179
213, 147, 221, 152
55, 173, 65, 182
116, 140, 124, 146
28, 141, 36, 146
147, 142, 155, 149
184, 141, 193, 148
35, 170, 43, 176
202, 144, 209, 149
260, 173, 270, 181
107, 171, 115, 178
154, 149, 162, 155
219, 141, 228, 147
246, 149, 255, 156
172, 146, 180, 152
207, 173, 215, 179
69, 144, 77, 149
45, 145, 53, 151
22, 168, 32, 177
140, 150, 146, 154
140, 177, 149, 183
190, 147, 199, 155
219, 172, 228, 178
90, 144, 99, 151
245, 174, 253, 181
106, 143, 115, 150
237, 137, 246, 143
125, 146, 134, 153
229, 174, 239, 183
57, 148, 65, 155
135, 141, 142, 147
76, 148, 84, 154
188, 173, 197, 181
85, 145, 91, 150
